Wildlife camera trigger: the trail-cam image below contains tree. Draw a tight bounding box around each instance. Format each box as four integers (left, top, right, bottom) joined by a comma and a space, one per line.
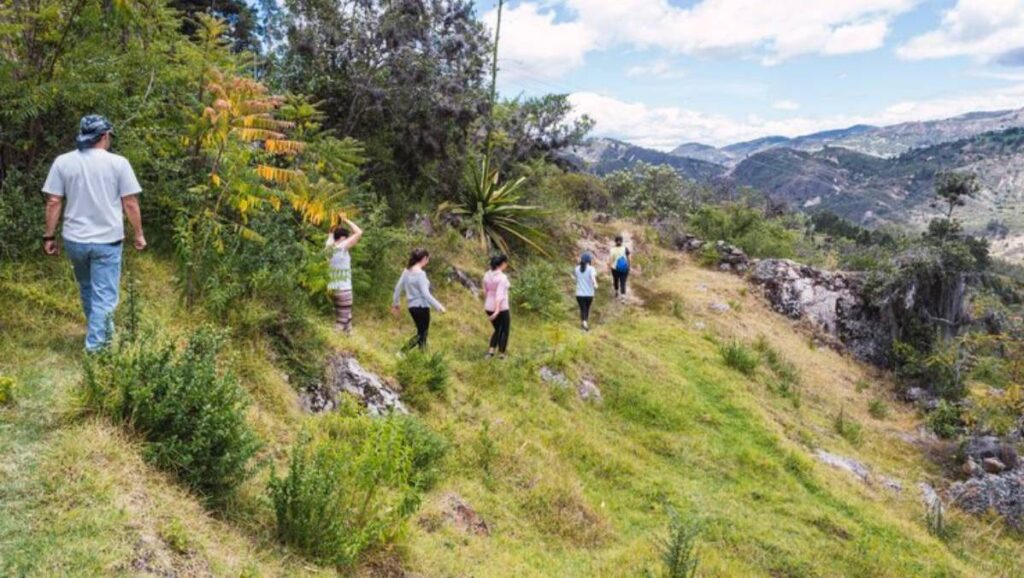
604, 162, 687, 220
488, 95, 594, 171
169, 0, 259, 52
278, 0, 491, 209
934, 171, 979, 220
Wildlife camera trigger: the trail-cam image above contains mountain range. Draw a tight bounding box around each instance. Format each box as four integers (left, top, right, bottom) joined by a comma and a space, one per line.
569, 107, 1024, 260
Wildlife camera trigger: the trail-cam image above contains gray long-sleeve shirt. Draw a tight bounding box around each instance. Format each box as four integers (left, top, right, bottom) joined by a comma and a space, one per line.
392, 269, 443, 310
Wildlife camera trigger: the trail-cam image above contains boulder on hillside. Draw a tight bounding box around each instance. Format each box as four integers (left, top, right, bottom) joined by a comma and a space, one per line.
949, 470, 1024, 528
302, 353, 406, 416
961, 436, 1019, 474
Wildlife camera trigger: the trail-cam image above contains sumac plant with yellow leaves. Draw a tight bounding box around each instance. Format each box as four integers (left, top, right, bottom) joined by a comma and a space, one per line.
175, 69, 364, 308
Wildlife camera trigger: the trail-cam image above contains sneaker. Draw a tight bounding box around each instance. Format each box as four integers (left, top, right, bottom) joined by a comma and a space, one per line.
582, 321, 590, 331
485, 351, 494, 359
498, 353, 507, 360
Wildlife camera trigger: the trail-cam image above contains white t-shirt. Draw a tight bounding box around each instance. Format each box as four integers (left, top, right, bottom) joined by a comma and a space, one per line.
574, 264, 597, 297
326, 236, 353, 292
42, 149, 142, 244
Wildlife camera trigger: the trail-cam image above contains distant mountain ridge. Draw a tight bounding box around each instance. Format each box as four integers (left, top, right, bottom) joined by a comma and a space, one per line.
668, 108, 1024, 165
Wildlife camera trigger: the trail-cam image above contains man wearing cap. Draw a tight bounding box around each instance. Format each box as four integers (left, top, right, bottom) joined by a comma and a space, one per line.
42, 115, 146, 351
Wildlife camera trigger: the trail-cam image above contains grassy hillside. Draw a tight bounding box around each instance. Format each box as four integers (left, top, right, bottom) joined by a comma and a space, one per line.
2, 225, 1023, 577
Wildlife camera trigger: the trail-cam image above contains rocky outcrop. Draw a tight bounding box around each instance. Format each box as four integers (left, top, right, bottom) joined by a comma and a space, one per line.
441, 493, 490, 536
814, 449, 902, 492
302, 354, 406, 416
674, 235, 751, 274
448, 266, 480, 299
949, 471, 1024, 528
748, 259, 889, 364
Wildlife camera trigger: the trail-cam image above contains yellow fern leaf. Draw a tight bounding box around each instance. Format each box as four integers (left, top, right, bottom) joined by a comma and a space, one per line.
237, 115, 296, 131
265, 139, 306, 155
232, 127, 286, 142
256, 165, 301, 184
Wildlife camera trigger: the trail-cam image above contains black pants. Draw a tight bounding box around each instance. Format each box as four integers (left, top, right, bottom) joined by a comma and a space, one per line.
486, 310, 510, 353
612, 270, 628, 295
576, 296, 593, 323
406, 307, 431, 350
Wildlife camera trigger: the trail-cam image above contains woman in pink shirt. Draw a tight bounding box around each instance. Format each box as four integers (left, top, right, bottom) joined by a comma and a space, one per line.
482, 254, 511, 359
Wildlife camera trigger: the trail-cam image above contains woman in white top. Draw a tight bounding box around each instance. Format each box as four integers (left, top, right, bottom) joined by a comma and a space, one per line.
326, 217, 363, 333
574, 252, 598, 331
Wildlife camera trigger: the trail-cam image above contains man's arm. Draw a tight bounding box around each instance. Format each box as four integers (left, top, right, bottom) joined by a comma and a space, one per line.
122, 194, 146, 251
43, 194, 62, 255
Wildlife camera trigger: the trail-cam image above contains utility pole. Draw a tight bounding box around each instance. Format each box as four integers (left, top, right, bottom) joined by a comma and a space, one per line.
485, 0, 503, 163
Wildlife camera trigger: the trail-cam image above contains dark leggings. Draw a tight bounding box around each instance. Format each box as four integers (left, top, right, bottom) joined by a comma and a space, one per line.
407, 307, 431, 350
486, 310, 510, 353
612, 270, 628, 295
576, 296, 593, 322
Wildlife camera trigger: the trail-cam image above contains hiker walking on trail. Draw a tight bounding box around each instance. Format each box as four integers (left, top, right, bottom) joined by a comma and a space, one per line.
574, 252, 598, 331
608, 235, 631, 301
392, 248, 446, 350
326, 217, 363, 334
42, 115, 145, 351
483, 254, 511, 358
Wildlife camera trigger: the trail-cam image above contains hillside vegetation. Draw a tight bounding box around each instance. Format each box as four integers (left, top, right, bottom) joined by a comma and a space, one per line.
3, 226, 1024, 577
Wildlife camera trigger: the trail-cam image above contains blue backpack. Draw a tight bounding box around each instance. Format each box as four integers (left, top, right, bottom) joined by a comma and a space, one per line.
614, 253, 630, 274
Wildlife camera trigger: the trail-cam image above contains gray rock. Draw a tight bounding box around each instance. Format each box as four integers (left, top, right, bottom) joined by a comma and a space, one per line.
539, 366, 569, 388
963, 458, 980, 478
963, 436, 1019, 471
919, 482, 942, 510
815, 449, 870, 482
442, 493, 489, 536
709, 302, 732, 314
448, 266, 480, 299
983, 457, 1008, 474
903, 387, 928, 402
577, 378, 602, 403
949, 470, 1024, 528
302, 354, 407, 416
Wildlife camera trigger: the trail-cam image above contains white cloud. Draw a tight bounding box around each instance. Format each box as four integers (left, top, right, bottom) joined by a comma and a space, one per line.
898, 0, 1024, 63
625, 59, 685, 79
484, 3, 596, 80
569, 83, 1024, 149
773, 100, 801, 111
489, 0, 917, 77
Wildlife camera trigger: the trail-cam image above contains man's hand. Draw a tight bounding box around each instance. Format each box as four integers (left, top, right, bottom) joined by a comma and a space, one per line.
43, 239, 59, 256
134, 233, 147, 251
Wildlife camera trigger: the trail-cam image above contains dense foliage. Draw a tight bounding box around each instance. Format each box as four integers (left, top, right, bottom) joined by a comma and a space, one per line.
82, 325, 261, 505
269, 408, 446, 568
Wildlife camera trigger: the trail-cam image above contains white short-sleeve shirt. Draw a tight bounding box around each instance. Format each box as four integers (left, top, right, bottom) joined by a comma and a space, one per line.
42, 149, 142, 244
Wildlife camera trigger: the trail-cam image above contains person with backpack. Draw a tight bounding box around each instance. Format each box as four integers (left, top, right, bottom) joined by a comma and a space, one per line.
608, 235, 631, 301
326, 216, 363, 334
482, 254, 511, 358
574, 252, 598, 331
392, 248, 446, 350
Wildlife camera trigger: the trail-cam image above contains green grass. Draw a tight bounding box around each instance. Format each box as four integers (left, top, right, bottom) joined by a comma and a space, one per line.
2, 242, 1023, 577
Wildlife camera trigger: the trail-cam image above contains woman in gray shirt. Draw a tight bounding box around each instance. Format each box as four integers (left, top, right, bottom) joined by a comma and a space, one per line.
392, 248, 446, 350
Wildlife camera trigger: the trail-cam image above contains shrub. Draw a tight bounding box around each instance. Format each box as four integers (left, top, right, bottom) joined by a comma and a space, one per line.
81, 328, 261, 504
0, 375, 15, 406
511, 260, 566, 319
654, 506, 701, 578
718, 341, 759, 376
269, 411, 444, 568
688, 203, 798, 258
395, 350, 449, 410
755, 337, 801, 404
868, 398, 890, 420
927, 400, 962, 439
833, 407, 863, 445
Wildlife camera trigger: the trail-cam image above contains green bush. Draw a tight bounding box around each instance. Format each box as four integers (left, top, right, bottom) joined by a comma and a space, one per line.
0, 375, 15, 406
396, 350, 449, 410
269, 411, 444, 568
511, 260, 566, 319
81, 328, 261, 505
653, 506, 701, 578
718, 341, 759, 376
927, 400, 962, 439
868, 398, 890, 420
688, 203, 798, 258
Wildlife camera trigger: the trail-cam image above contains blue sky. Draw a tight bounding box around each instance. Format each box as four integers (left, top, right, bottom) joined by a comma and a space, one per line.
475, 0, 1024, 149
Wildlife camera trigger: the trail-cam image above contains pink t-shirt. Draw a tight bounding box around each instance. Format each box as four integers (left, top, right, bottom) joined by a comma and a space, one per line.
482, 270, 510, 312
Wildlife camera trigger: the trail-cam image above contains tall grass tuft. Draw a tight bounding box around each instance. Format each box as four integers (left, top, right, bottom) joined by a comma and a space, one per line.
269, 408, 446, 568
396, 350, 449, 410
653, 506, 701, 578
718, 340, 759, 376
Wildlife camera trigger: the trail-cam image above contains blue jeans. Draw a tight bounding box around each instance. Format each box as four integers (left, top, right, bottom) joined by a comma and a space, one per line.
64, 239, 123, 351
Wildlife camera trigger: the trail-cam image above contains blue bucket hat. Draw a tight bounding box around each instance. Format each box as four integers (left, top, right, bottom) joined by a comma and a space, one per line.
76, 114, 114, 151
580, 251, 593, 265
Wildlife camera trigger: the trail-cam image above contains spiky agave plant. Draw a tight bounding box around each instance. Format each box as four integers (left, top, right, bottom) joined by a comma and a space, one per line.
442, 156, 549, 257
